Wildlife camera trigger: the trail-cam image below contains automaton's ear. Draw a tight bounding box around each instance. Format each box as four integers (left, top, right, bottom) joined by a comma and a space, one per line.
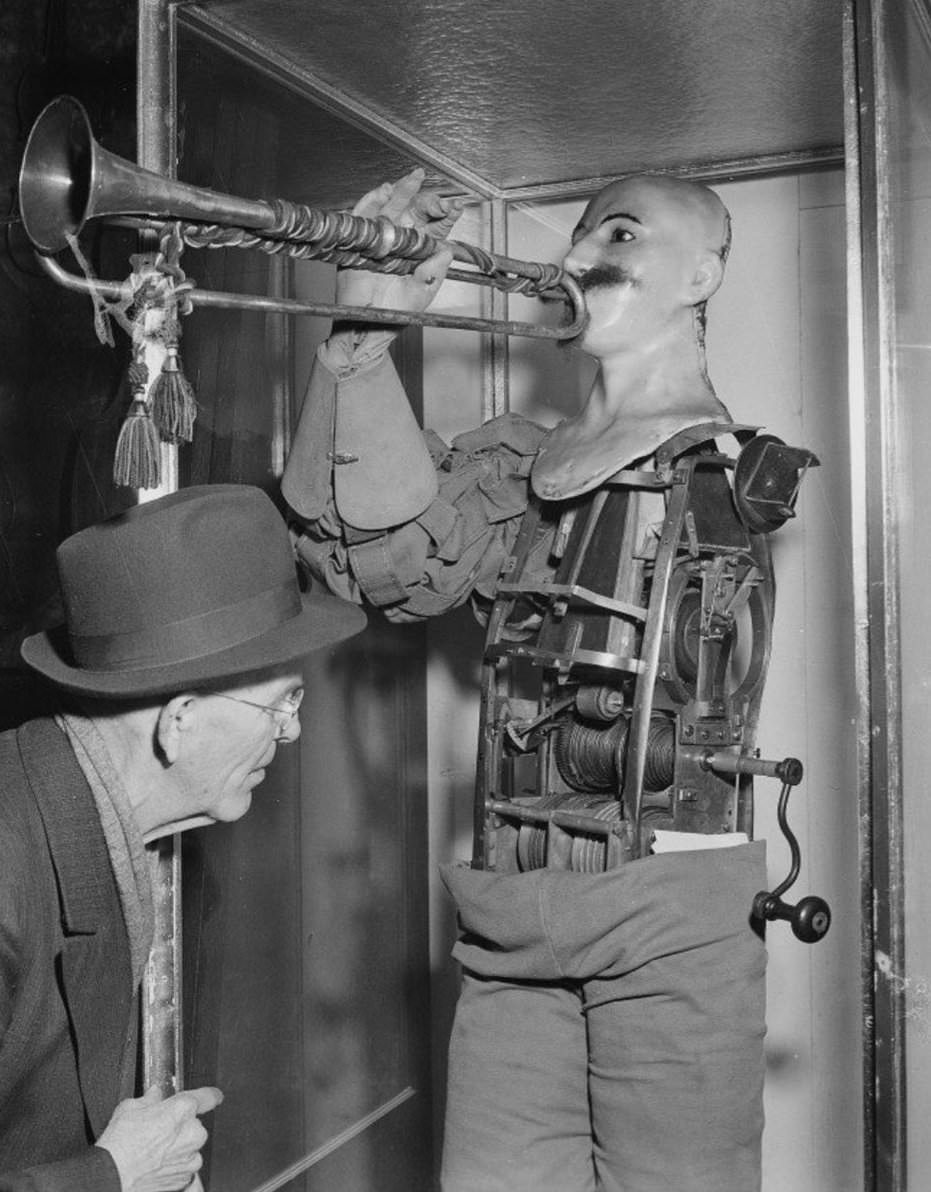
688, 248, 726, 305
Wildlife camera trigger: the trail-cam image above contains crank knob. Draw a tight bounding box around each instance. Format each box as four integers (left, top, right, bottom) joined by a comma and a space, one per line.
753, 891, 831, 944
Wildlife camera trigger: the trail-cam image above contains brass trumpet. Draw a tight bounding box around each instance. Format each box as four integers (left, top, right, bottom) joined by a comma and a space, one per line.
18, 95, 587, 340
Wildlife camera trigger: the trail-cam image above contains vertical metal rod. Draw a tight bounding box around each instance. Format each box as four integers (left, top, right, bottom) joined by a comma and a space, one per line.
481, 198, 510, 421
137, 0, 183, 1099
844, 1, 907, 1188
842, 7, 876, 1186
622, 469, 691, 838
266, 253, 292, 476
142, 837, 183, 1092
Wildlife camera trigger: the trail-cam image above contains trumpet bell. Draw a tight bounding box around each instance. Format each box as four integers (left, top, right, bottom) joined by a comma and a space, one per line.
19, 95, 275, 255
19, 95, 95, 254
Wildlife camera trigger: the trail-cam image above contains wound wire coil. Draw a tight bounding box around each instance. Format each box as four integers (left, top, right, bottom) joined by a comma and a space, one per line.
177, 202, 569, 300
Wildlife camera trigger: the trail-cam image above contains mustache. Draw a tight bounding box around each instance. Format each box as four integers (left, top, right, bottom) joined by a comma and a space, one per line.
577, 264, 636, 293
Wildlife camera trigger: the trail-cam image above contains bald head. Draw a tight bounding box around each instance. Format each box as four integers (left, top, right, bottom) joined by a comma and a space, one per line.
574, 174, 731, 266
562, 173, 732, 362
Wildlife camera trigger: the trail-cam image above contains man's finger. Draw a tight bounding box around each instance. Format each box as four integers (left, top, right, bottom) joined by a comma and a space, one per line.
173, 1086, 224, 1116
156, 1151, 204, 1178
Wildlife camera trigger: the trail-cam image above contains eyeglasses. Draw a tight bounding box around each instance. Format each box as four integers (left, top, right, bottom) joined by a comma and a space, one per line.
209, 687, 304, 739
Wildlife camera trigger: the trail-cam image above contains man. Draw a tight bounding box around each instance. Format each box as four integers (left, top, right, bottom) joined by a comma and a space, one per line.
1, 484, 365, 1192
282, 172, 773, 1191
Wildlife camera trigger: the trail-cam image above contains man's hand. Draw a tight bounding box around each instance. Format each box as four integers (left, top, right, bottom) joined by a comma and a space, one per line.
96, 1085, 223, 1192
335, 168, 463, 316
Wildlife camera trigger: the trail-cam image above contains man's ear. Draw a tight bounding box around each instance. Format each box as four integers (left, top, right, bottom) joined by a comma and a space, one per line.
688, 249, 725, 305
156, 693, 198, 765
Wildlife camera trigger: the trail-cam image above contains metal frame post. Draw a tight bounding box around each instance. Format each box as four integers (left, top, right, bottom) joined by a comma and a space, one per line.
137, 0, 183, 1098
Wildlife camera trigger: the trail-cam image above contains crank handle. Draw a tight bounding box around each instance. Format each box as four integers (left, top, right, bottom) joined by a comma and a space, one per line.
753, 891, 831, 944
700, 751, 803, 785
703, 751, 829, 943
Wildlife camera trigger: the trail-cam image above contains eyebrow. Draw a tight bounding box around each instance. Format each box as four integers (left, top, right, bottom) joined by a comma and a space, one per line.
572, 209, 644, 240
599, 211, 643, 226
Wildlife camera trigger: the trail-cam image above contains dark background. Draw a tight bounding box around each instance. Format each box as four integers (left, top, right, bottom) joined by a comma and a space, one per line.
0, 0, 137, 726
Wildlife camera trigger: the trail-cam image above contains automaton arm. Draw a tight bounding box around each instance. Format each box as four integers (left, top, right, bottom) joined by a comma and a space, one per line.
284, 347, 546, 623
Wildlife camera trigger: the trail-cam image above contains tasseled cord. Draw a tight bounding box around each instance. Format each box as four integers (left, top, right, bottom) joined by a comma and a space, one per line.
150, 339, 197, 444
150, 229, 198, 445
113, 360, 161, 489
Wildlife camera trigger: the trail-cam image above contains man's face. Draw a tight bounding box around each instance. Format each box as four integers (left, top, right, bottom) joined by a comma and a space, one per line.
563, 176, 721, 360
177, 668, 304, 825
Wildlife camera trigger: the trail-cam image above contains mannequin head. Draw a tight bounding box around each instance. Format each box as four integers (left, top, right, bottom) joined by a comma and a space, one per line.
563, 174, 731, 362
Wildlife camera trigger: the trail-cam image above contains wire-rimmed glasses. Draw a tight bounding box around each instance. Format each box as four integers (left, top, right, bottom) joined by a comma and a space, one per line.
209, 686, 304, 740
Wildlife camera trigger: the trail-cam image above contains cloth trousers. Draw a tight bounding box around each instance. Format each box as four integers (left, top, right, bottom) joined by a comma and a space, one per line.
440, 843, 767, 1192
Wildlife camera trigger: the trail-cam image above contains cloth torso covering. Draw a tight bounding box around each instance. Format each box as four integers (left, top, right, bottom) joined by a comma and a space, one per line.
285, 350, 769, 1192
0, 719, 133, 1192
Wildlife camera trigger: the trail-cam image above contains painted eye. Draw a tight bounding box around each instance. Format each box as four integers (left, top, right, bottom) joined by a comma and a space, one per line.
610, 227, 634, 244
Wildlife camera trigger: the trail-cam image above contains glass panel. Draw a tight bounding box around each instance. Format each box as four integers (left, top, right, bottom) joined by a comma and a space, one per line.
183, 620, 432, 1192
176, 29, 433, 1191
506, 197, 598, 426
175, 26, 450, 209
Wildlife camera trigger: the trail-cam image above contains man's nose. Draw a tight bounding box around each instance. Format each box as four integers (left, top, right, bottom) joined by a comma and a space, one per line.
278, 712, 302, 745
562, 236, 595, 278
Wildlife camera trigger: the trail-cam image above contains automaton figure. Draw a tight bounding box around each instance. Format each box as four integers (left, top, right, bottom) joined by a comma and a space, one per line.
282, 169, 825, 1192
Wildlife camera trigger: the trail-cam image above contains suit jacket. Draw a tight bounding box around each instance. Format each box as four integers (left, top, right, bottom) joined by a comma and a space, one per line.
0, 718, 134, 1192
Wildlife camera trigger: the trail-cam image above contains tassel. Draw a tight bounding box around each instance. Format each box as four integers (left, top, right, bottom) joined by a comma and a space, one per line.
114, 398, 161, 489
114, 362, 161, 489
150, 344, 197, 444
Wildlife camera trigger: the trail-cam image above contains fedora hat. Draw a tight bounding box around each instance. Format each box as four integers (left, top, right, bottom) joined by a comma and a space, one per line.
21, 484, 366, 697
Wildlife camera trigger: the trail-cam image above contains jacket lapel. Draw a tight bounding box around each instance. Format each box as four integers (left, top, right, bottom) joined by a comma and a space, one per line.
17, 718, 135, 1137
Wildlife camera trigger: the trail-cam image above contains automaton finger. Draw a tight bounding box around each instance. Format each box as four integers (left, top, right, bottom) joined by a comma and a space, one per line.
421, 200, 465, 245
379, 168, 427, 224
413, 190, 462, 223
351, 181, 394, 219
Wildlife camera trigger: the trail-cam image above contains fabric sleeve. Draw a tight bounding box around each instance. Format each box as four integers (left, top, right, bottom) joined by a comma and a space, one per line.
287, 355, 548, 624
0, 882, 121, 1192
0, 862, 23, 1042
0, 1148, 121, 1192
